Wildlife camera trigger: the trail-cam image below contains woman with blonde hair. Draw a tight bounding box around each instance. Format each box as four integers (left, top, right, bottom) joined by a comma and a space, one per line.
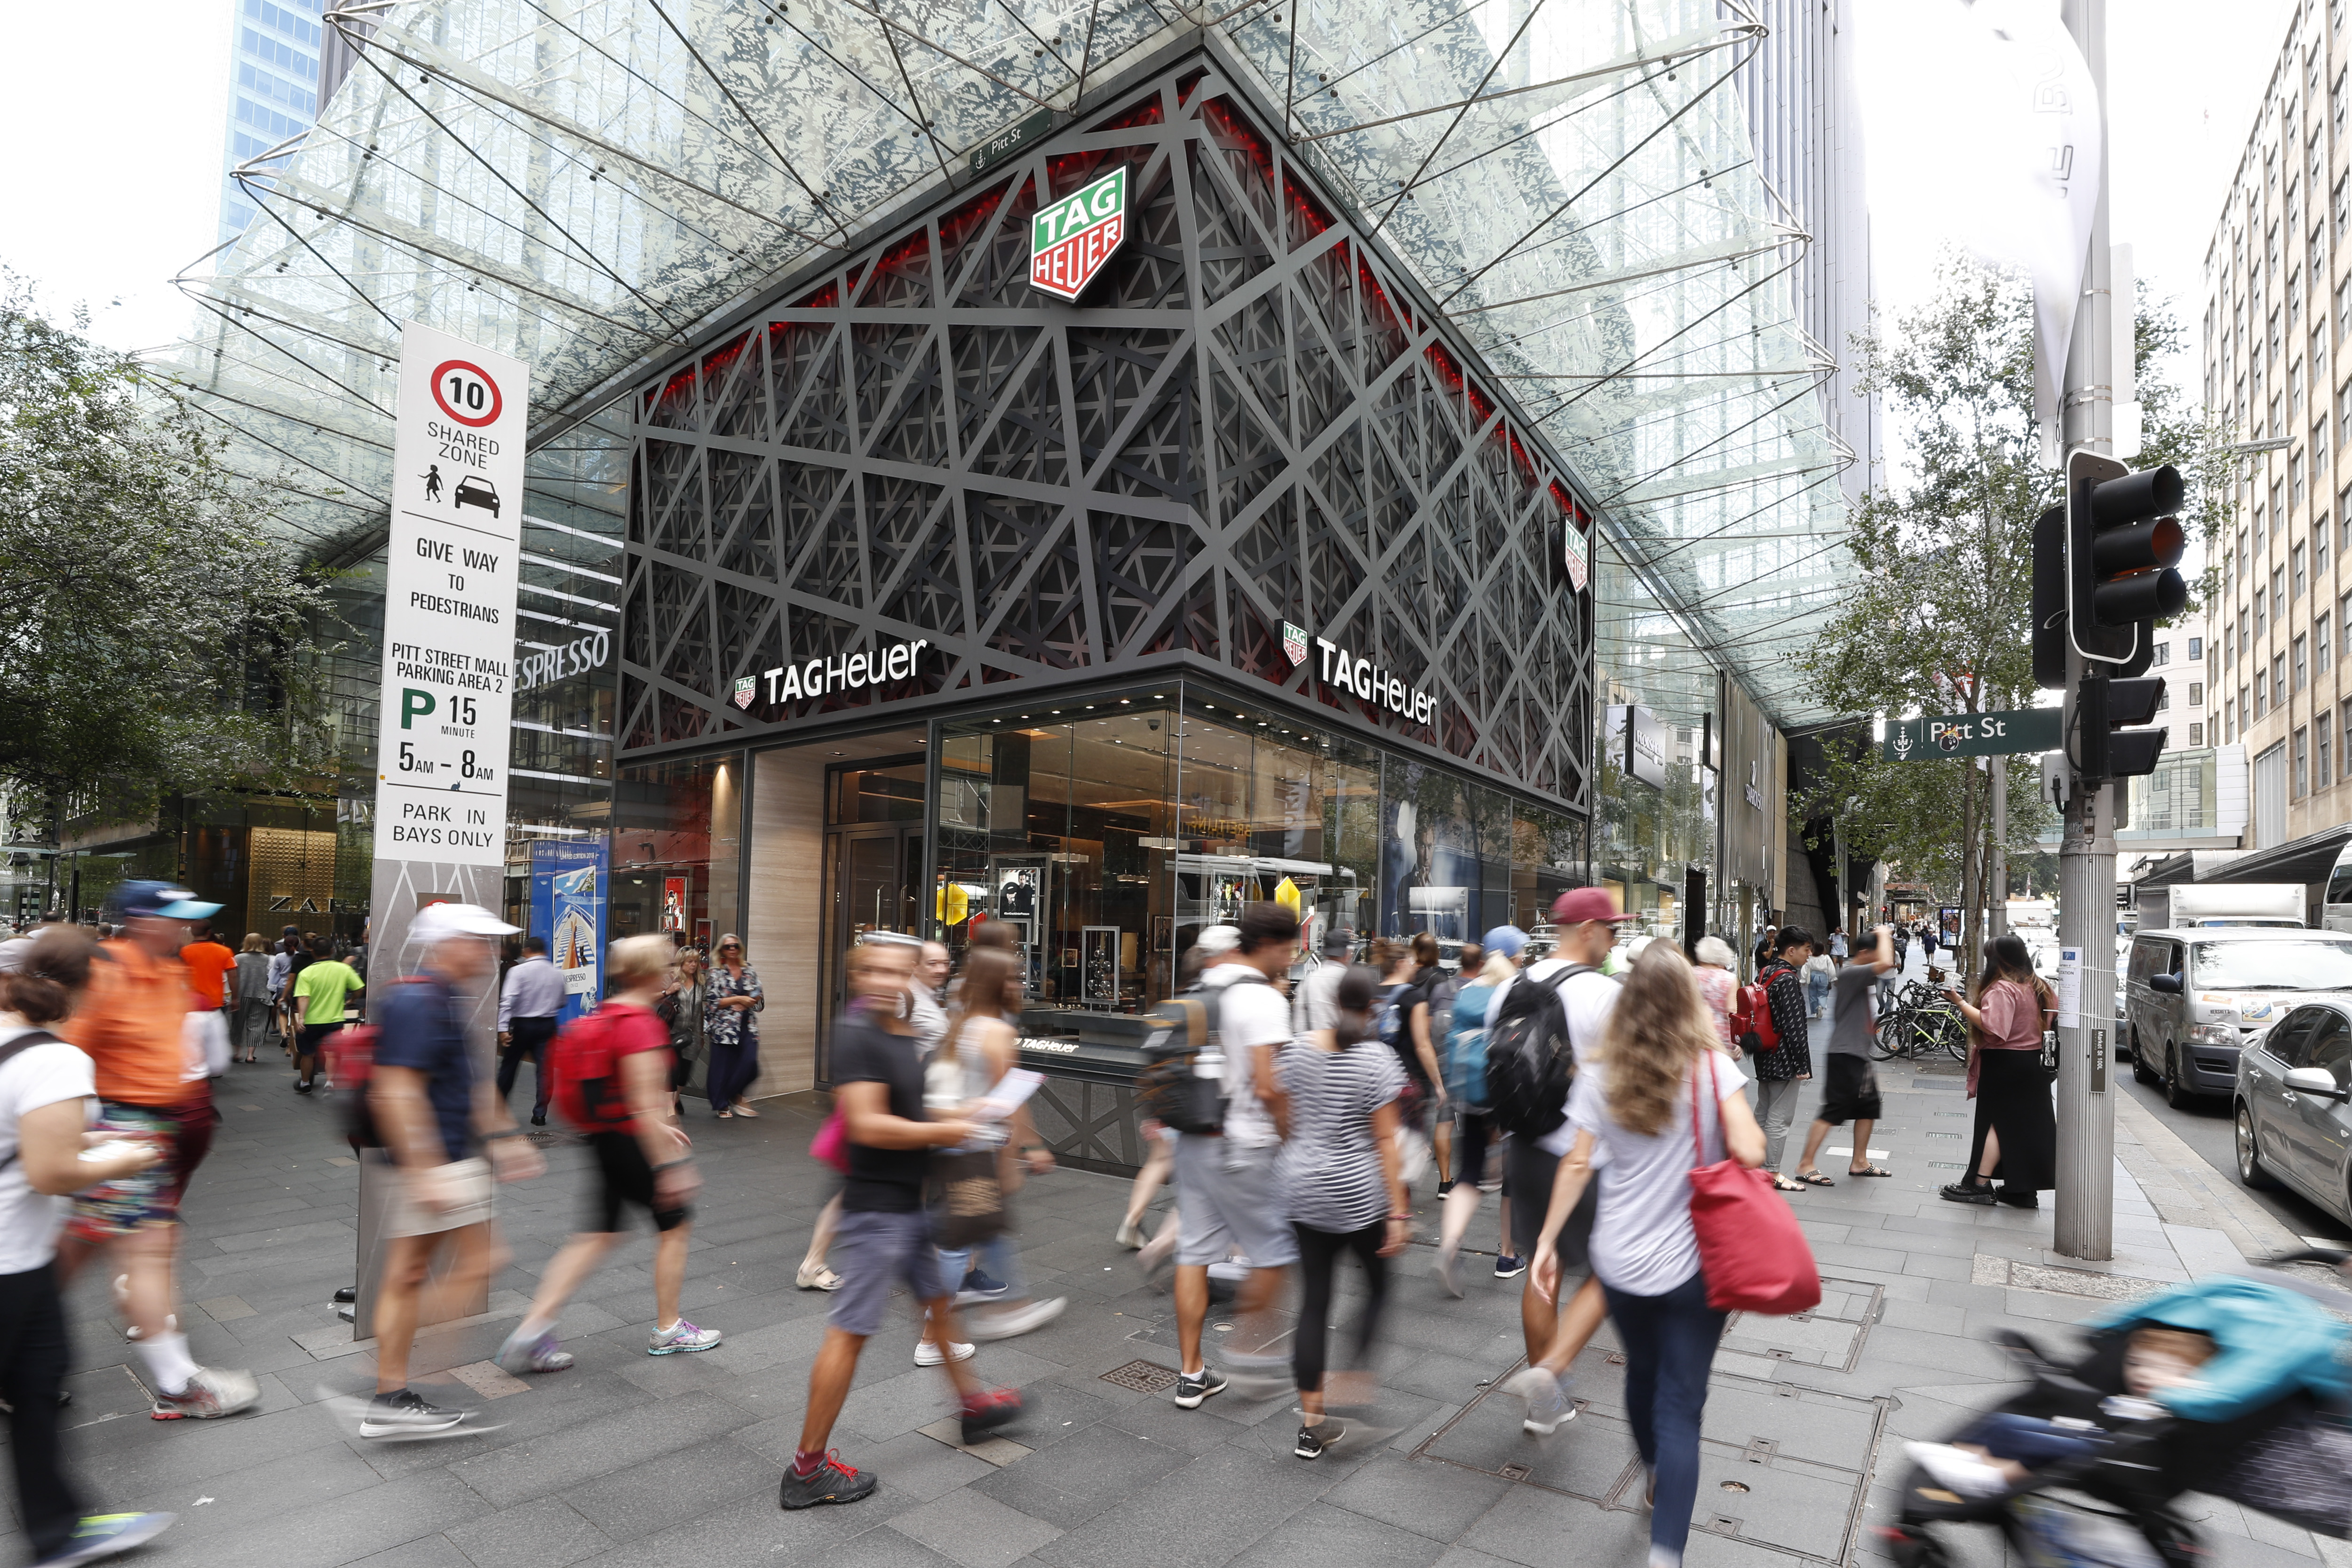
1532, 940, 1766, 1568
231, 933, 274, 1065
704, 934, 763, 1118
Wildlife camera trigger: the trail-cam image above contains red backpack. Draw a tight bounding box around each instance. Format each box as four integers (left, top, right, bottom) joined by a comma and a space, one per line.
551, 1003, 668, 1131
329, 976, 435, 1149
1731, 970, 1782, 1057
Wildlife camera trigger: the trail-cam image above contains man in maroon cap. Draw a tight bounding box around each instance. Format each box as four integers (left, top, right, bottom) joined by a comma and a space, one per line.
1489, 886, 1636, 1435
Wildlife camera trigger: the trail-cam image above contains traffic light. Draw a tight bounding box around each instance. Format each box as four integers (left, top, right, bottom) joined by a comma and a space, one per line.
2074, 673, 2168, 783
2067, 453, 2187, 665
2031, 505, 2067, 688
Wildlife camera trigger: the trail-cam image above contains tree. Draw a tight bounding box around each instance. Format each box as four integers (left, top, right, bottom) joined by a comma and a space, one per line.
0, 273, 332, 843
1792, 254, 2223, 975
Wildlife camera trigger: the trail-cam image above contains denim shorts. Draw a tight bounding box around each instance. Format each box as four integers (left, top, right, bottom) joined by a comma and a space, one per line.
828, 1209, 947, 1337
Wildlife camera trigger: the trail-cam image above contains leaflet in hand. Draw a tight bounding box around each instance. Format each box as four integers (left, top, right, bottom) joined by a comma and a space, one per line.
967, 1068, 1045, 1124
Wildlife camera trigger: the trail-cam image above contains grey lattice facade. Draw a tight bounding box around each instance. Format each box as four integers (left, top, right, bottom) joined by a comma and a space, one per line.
621, 55, 1595, 812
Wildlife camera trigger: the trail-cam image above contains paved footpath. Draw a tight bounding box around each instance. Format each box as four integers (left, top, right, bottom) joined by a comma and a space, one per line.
14, 1020, 2352, 1568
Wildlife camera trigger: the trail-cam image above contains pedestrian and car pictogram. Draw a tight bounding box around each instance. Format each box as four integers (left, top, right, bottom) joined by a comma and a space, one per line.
452, 475, 501, 517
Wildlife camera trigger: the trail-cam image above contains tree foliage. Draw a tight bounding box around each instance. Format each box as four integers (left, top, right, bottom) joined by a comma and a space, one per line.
1792, 254, 2223, 950
0, 273, 332, 827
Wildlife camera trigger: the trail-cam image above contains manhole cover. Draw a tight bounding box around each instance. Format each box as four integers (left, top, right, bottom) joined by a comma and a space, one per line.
1100, 1359, 1179, 1394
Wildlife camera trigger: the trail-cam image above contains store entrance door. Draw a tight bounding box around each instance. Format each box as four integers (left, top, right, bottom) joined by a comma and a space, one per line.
821, 820, 925, 1056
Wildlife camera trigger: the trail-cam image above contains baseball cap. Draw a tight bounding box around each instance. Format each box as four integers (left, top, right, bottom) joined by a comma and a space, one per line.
1551, 887, 1636, 927
1321, 926, 1355, 957
408, 902, 518, 944
1197, 924, 1241, 957
113, 881, 222, 922
1482, 924, 1529, 960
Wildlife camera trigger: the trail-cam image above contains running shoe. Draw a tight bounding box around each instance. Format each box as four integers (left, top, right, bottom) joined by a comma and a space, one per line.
1502, 1365, 1575, 1435
958, 1387, 1023, 1446
1172, 1365, 1227, 1409
1494, 1254, 1527, 1280
37, 1511, 175, 1566
150, 1367, 260, 1421
965, 1297, 1065, 1341
956, 1269, 1009, 1304
648, 1319, 722, 1356
778, 1450, 876, 1509
1294, 1418, 1345, 1459
795, 1263, 842, 1291
1435, 1246, 1463, 1299
494, 1328, 574, 1375
1113, 1219, 1146, 1250
358, 1388, 467, 1438
914, 1339, 974, 1367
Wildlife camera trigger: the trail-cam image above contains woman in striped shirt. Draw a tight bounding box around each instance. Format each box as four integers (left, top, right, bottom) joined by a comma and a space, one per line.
1275, 963, 1409, 1459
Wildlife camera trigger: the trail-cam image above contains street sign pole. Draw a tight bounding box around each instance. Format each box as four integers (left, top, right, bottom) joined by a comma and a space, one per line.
2056, 0, 2114, 1263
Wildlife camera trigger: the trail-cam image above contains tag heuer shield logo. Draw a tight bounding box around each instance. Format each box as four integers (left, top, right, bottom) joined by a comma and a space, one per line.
1281, 622, 1308, 668
1030, 167, 1128, 301
732, 675, 756, 710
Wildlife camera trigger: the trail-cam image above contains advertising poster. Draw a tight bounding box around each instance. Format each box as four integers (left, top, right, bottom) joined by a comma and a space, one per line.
661, 876, 687, 932
530, 838, 607, 1027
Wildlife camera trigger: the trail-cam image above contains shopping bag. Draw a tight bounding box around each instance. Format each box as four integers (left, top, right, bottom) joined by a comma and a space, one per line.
1688, 1053, 1820, 1314
929, 1148, 1008, 1249
185, 1010, 231, 1079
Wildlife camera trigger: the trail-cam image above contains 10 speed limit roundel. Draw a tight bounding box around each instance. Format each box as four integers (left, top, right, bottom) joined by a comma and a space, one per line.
431, 359, 504, 428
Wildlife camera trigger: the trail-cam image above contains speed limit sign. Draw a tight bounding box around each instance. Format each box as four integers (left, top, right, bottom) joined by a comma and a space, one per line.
431, 359, 504, 429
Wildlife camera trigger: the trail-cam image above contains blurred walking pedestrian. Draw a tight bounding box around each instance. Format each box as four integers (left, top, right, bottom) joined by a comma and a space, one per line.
230, 934, 272, 1066
779, 939, 1018, 1508
1435, 929, 1519, 1294
1692, 938, 1740, 1052
1374, 936, 1445, 1186
1747, 930, 1814, 1194
1170, 903, 1300, 1409
912, 941, 951, 1058
291, 937, 363, 1094
363, 903, 542, 1437
1791, 924, 1895, 1186
660, 947, 710, 1118
497, 935, 716, 1375
1293, 925, 1353, 1034
706, 935, 763, 1119
495, 935, 562, 1127
55, 883, 258, 1421
0, 928, 178, 1563
1427, 939, 1478, 1194
1803, 950, 1833, 1020
923, 945, 1064, 1350
1531, 940, 1766, 1568
1279, 963, 1408, 1457
1491, 889, 1627, 1435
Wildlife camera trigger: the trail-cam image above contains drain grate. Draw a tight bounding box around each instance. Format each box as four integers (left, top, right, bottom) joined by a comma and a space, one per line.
1100, 1359, 1180, 1394
1499, 1462, 1531, 1481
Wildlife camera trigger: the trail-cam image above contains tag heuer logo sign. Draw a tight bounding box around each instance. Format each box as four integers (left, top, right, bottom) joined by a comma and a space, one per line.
1030, 167, 1128, 301
732, 675, 756, 710
1281, 622, 1308, 668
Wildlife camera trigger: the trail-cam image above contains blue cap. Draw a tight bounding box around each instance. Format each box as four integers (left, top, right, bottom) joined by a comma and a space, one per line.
111, 880, 222, 922
1482, 925, 1529, 960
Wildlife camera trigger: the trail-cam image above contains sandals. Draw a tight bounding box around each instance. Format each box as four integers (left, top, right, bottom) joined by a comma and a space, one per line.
1793, 1170, 1836, 1187
1770, 1176, 1808, 1193
1846, 1164, 1895, 1178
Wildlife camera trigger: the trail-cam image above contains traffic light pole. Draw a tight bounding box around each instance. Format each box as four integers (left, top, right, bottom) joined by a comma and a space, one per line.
2055, 0, 2115, 1262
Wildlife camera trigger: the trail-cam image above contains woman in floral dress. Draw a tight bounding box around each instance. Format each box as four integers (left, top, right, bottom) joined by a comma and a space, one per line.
704, 934, 764, 1118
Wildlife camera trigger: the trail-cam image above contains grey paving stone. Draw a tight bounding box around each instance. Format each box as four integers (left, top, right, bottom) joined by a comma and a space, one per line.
445, 1496, 614, 1568
967, 1424, 1190, 1528
1027, 1435, 1353, 1568
1319, 1451, 1512, 1543
447, 1391, 760, 1508
1227, 1498, 1448, 1568
888, 1486, 1064, 1568
559, 1434, 776, 1541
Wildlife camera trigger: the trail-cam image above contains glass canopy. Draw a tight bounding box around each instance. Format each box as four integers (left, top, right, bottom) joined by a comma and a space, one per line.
163, 0, 1852, 728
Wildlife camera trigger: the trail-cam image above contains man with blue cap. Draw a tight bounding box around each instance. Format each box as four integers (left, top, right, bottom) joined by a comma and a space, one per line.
58, 883, 262, 1421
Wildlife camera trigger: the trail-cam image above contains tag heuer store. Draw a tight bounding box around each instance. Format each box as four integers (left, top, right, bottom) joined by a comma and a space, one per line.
615, 53, 1596, 1167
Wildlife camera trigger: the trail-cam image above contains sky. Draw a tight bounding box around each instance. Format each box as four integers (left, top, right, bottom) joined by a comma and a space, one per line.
0, 0, 2299, 438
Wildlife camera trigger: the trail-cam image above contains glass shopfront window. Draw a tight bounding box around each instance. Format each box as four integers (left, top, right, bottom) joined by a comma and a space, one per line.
611, 753, 744, 947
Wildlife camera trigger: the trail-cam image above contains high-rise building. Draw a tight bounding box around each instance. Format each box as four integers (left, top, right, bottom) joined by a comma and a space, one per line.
2202, 0, 2349, 849
1733, 0, 1881, 504
218, 0, 324, 246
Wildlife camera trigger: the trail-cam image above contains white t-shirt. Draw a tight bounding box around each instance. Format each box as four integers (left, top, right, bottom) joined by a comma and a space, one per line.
0, 1027, 96, 1274
1202, 964, 1292, 1148
1294, 962, 1346, 1035
1486, 959, 1620, 1065
1550, 1053, 1751, 1297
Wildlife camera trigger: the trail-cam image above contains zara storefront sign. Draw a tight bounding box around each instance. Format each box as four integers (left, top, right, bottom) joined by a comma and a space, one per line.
374, 323, 527, 863
1030, 167, 1128, 301
1300, 633, 1436, 727
760, 638, 932, 706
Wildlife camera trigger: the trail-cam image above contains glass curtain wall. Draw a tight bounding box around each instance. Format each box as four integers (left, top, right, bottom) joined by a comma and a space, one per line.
610, 753, 744, 947
929, 682, 1588, 1027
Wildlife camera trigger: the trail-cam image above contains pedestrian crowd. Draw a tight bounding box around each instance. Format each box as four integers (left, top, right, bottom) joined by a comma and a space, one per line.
0, 876, 2064, 1568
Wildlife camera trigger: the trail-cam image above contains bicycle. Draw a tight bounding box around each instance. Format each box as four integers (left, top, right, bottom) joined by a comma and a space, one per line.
1873, 985, 1969, 1061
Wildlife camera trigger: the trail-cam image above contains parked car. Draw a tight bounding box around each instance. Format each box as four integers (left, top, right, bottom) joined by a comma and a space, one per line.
2236, 999, 2352, 1222
2125, 927, 2352, 1109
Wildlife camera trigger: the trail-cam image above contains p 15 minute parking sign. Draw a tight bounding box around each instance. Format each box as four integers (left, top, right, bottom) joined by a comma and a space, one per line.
1030, 167, 1128, 301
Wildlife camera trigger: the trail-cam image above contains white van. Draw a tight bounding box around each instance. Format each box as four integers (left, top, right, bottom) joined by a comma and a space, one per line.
2124, 927, 2352, 1106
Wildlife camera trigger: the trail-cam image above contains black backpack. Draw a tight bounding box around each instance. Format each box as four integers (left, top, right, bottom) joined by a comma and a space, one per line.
1135, 971, 1271, 1135
1485, 964, 1603, 1138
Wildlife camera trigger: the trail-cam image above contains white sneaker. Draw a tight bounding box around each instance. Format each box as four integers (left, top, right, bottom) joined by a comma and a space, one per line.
647, 1319, 722, 1356
1114, 1219, 1145, 1250
149, 1367, 260, 1420
1502, 1365, 1574, 1434
914, 1339, 975, 1367
966, 1297, 1066, 1341
1905, 1442, 2011, 1498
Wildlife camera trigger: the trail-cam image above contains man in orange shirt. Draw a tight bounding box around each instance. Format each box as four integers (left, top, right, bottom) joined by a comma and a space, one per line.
58, 883, 260, 1420
179, 925, 235, 1016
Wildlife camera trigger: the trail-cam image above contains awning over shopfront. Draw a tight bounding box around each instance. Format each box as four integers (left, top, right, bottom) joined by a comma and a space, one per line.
162, 0, 1851, 729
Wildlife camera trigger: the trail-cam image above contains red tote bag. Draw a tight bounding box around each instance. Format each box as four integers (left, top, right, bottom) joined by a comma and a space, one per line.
1687, 1054, 1820, 1315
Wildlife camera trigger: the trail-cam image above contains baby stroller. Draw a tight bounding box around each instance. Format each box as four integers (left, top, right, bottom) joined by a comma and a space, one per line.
1880, 1252, 2352, 1568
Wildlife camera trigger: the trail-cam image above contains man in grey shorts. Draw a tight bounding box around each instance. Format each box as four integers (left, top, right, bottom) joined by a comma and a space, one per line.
1171, 902, 1302, 1410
